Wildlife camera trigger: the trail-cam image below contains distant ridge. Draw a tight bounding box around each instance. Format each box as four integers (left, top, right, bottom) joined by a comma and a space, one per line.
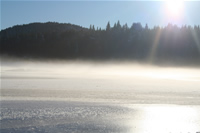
0, 21, 200, 66
0, 22, 87, 38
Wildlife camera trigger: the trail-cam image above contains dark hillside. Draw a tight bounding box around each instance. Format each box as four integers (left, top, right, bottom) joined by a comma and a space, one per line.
1, 22, 200, 65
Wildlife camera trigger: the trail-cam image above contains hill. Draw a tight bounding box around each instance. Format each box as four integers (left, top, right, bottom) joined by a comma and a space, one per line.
1, 21, 200, 65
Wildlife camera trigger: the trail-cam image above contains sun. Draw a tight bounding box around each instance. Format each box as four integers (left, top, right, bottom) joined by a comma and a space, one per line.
165, 0, 184, 18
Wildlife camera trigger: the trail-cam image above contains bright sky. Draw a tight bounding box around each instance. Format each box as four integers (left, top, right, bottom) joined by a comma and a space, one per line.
1, 1, 200, 30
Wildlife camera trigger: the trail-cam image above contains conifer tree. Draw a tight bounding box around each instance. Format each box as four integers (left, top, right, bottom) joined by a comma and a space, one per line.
106, 21, 111, 31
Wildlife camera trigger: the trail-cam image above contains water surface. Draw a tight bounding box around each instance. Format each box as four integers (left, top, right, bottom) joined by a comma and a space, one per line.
1, 59, 200, 132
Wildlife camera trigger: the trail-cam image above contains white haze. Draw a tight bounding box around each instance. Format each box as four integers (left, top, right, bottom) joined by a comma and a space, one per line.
1, 57, 200, 133
1, 57, 200, 104
1, 58, 200, 81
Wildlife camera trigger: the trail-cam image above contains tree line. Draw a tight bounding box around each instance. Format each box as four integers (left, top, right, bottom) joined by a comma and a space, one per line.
1, 21, 200, 65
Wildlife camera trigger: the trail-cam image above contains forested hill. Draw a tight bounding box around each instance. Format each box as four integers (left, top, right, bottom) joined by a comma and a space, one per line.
0, 22, 86, 38
1, 22, 200, 65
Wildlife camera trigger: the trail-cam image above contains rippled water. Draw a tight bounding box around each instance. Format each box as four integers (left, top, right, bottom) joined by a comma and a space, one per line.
1, 101, 200, 133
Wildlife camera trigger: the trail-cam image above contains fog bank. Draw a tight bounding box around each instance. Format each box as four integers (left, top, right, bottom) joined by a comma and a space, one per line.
1, 57, 200, 104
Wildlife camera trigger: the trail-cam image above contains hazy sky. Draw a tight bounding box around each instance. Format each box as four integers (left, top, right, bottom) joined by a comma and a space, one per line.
1, 1, 200, 30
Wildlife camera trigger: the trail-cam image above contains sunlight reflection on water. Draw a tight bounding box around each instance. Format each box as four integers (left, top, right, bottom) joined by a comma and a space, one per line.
127, 104, 200, 133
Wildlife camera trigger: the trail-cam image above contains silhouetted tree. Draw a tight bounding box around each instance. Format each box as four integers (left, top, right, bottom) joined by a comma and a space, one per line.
145, 24, 149, 30
106, 21, 111, 31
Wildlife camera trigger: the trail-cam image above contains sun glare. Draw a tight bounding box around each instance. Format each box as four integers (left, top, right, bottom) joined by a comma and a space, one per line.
140, 105, 199, 133
165, 0, 184, 18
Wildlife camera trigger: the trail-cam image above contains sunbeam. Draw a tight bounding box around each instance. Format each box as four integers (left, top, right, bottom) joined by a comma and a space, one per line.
191, 27, 200, 54
149, 27, 162, 63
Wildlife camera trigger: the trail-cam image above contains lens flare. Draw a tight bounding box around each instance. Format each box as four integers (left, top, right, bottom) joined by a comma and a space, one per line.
165, 0, 184, 19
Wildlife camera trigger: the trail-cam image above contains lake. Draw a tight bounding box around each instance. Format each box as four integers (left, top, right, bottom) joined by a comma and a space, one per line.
1, 59, 200, 133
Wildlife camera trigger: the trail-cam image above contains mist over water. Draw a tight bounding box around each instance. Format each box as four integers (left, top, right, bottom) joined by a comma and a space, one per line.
1, 57, 200, 103
1, 1, 200, 132
1, 57, 200, 133
1, 57, 200, 80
